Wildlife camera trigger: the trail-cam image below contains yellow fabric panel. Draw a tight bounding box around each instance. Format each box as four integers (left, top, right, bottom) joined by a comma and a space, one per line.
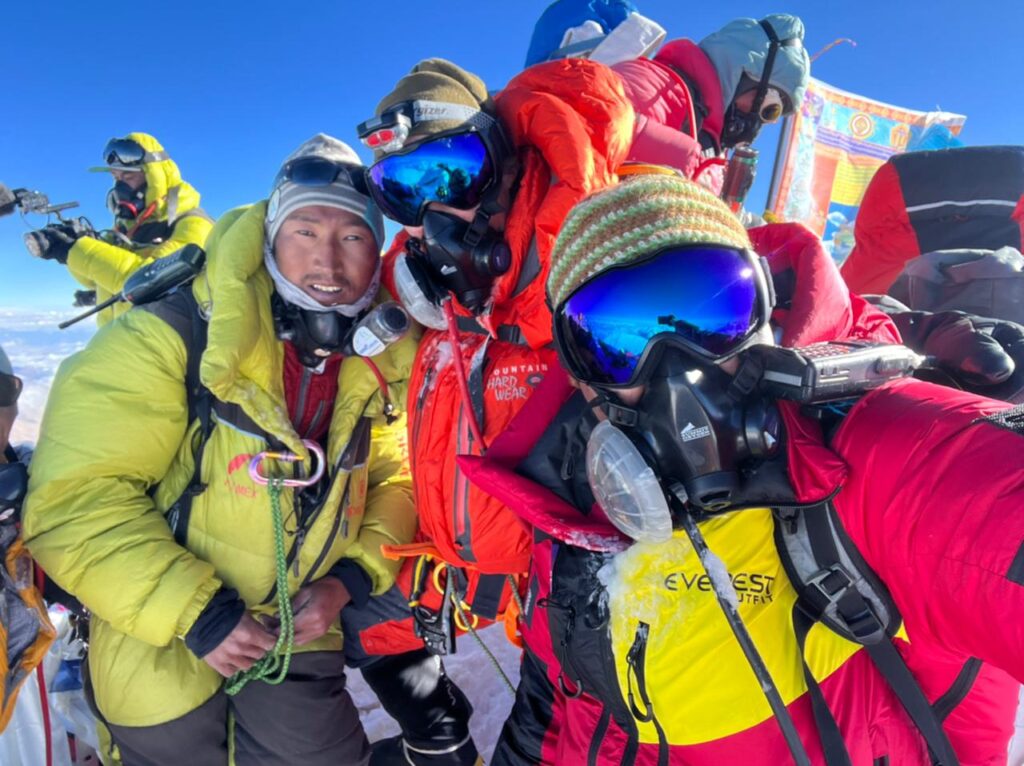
24, 200, 418, 726
604, 509, 861, 745
831, 154, 885, 208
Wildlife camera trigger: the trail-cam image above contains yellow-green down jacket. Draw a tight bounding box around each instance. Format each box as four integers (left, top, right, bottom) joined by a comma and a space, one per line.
24, 201, 418, 727
67, 132, 212, 325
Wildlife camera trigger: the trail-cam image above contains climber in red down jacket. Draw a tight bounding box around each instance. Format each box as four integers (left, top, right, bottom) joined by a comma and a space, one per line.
468, 175, 1024, 765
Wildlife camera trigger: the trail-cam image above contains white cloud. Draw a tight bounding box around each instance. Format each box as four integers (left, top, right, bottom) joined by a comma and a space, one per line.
0, 308, 96, 444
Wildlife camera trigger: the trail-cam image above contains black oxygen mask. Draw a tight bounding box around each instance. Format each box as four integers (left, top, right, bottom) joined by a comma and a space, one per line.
408, 208, 512, 315
628, 351, 781, 511
106, 179, 147, 220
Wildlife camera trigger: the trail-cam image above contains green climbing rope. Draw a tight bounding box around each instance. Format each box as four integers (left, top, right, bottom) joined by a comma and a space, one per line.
451, 598, 515, 694
225, 477, 295, 695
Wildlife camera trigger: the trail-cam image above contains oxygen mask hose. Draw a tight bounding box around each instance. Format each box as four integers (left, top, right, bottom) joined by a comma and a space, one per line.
442, 299, 487, 451
668, 483, 812, 766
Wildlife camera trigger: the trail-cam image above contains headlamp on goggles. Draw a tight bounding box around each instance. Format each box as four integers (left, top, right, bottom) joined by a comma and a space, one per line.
554, 244, 775, 389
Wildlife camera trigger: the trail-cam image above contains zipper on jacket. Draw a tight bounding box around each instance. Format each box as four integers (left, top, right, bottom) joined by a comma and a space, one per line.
625, 622, 669, 766
299, 481, 353, 588
410, 363, 436, 480
932, 657, 982, 721
304, 399, 328, 440
293, 366, 313, 434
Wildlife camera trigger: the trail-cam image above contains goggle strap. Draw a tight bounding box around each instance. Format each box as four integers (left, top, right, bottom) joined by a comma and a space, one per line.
408, 100, 498, 131
462, 186, 505, 248
753, 20, 802, 118
605, 399, 640, 428
760, 256, 777, 309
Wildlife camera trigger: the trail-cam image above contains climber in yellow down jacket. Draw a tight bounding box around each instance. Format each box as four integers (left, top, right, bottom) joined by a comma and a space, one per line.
23, 134, 418, 765
37, 132, 213, 324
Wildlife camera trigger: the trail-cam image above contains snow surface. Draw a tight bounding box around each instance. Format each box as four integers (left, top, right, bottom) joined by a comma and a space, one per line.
3, 307, 1024, 763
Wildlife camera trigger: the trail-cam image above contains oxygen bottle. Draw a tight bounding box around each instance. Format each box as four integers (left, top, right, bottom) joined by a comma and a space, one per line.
721, 144, 759, 214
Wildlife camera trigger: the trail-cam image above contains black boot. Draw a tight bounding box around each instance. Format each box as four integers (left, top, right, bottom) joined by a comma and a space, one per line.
361, 648, 480, 766
370, 734, 480, 766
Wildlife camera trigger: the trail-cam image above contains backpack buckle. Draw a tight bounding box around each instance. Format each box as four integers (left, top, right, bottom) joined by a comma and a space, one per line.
802, 565, 853, 618
804, 565, 885, 643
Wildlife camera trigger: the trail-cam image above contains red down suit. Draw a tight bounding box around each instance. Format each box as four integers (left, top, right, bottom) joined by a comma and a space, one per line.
468, 223, 1023, 765
349, 58, 635, 657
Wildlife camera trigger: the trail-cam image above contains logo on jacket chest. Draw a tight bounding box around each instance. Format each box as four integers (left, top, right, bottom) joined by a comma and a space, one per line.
486, 363, 548, 403
663, 569, 777, 605
224, 452, 258, 499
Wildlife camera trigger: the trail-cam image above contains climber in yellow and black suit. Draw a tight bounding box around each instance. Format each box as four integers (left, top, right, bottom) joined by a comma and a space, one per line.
34, 132, 212, 324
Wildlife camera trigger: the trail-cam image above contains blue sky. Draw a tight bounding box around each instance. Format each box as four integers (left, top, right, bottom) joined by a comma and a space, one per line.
2, 0, 1021, 310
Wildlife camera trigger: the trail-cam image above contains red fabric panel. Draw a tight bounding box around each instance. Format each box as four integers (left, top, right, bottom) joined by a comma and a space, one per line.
839, 161, 919, 295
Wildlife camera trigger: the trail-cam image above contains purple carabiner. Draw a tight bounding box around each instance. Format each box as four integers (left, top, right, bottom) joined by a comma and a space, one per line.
248, 440, 326, 488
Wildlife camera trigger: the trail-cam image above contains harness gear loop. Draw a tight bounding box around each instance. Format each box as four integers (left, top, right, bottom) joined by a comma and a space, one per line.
225, 477, 295, 695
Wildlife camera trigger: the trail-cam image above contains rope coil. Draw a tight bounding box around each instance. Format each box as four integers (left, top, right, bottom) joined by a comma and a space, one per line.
225, 478, 295, 695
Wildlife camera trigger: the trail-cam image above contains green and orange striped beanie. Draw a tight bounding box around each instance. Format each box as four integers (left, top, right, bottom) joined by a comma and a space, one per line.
547, 174, 751, 309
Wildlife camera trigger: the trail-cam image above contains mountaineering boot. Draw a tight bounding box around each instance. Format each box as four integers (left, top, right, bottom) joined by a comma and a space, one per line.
361, 648, 480, 766
369, 734, 481, 766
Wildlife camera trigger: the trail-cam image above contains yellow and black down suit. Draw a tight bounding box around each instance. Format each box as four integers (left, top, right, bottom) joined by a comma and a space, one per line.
68, 132, 212, 324
23, 202, 418, 728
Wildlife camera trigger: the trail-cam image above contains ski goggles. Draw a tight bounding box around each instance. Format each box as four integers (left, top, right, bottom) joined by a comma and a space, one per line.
99, 138, 167, 168
365, 130, 496, 226
273, 157, 368, 194
553, 245, 774, 388
0, 373, 22, 408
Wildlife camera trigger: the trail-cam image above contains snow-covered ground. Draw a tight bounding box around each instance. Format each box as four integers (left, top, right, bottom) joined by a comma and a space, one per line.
3, 307, 1023, 763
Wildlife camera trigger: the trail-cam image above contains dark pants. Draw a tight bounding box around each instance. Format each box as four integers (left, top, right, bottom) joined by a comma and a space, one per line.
102, 652, 370, 766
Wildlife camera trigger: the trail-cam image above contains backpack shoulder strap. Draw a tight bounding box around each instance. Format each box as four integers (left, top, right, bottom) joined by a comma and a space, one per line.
774, 502, 960, 766
139, 289, 212, 545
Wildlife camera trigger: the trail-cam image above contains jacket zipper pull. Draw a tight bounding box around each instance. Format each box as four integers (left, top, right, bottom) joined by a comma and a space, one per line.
293, 527, 305, 578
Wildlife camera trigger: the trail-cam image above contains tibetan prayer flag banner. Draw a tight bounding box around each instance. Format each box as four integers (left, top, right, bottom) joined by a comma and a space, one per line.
768, 78, 966, 261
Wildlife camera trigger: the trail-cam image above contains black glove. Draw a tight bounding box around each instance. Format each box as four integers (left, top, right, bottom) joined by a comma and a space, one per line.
0, 184, 16, 218
35, 223, 82, 264
73, 289, 97, 307
890, 309, 1024, 401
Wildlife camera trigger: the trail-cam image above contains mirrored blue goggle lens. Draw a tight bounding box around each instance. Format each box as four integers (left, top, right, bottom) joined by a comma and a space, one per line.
368, 132, 493, 226
557, 247, 761, 386
103, 138, 146, 166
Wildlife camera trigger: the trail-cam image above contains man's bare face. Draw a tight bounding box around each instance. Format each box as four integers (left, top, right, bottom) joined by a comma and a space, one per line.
273, 206, 380, 306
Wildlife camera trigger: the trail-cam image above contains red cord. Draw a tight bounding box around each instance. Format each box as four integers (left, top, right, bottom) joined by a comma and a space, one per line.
33, 564, 53, 766
693, 156, 728, 182
359, 357, 393, 413
442, 301, 487, 451
124, 201, 158, 239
